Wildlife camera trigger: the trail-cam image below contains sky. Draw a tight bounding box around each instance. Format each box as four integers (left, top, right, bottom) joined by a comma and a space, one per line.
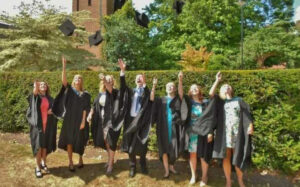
0, 0, 299, 21
0, 0, 154, 15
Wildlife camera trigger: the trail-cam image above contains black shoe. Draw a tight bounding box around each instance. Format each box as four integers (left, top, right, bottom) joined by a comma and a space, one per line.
69, 164, 75, 172
35, 168, 43, 178
163, 174, 169, 179
141, 166, 148, 174
77, 163, 84, 169
129, 167, 136, 178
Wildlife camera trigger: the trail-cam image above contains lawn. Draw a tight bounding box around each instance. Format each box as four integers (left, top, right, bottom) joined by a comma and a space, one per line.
0, 133, 298, 187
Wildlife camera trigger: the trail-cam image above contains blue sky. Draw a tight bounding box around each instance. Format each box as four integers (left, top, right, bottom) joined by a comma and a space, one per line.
0, 0, 299, 21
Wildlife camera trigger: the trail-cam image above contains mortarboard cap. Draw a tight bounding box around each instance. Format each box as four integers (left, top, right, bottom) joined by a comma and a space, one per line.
59, 19, 76, 36
134, 11, 149, 28
88, 30, 103, 46
173, 0, 185, 14
114, 0, 126, 12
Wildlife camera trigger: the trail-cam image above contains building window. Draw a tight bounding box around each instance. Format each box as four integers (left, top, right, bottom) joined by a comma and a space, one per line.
88, 0, 92, 6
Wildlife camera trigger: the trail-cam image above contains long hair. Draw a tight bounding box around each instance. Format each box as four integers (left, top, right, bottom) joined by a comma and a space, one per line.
188, 84, 203, 102
99, 75, 115, 93
71, 74, 83, 91
36, 81, 50, 96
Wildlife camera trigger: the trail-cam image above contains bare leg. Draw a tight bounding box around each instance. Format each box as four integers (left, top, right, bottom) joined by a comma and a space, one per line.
35, 149, 42, 170
78, 155, 83, 166
162, 154, 169, 177
189, 152, 197, 184
235, 166, 245, 187
105, 141, 114, 173
200, 158, 209, 184
41, 148, 47, 166
223, 148, 232, 187
169, 164, 177, 174
67, 144, 74, 167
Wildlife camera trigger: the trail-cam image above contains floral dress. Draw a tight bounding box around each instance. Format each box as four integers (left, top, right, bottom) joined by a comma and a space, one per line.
224, 97, 240, 148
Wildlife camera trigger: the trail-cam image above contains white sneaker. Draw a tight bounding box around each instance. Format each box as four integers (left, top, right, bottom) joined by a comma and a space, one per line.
199, 181, 206, 187
189, 177, 196, 185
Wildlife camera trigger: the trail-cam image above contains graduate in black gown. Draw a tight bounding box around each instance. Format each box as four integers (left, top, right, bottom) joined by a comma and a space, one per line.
209, 72, 254, 187
151, 72, 185, 178
52, 56, 91, 172
87, 73, 127, 174
179, 72, 215, 186
26, 81, 57, 178
118, 59, 152, 177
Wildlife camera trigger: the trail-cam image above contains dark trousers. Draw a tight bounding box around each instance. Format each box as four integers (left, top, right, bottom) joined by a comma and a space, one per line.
129, 152, 147, 169
126, 115, 148, 169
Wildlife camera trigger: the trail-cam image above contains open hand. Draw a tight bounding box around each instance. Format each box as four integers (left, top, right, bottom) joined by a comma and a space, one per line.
207, 134, 213, 143
216, 71, 222, 82
118, 59, 126, 72
153, 77, 158, 86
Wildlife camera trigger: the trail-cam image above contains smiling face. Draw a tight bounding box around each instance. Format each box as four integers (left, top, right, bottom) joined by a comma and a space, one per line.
105, 75, 114, 87
189, 84, 200, 96
135, 74, 143, 87
72, 74, 83, 91
220, 84, 233, 100
39, 82, 47, 93
166, 82, 176, 94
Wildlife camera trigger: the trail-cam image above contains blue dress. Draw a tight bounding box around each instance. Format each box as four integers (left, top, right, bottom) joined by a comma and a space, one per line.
188, 101, 203, 153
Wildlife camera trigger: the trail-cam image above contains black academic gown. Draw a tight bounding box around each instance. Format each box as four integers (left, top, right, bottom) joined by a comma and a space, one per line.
212, 95, 253, 171
26, 94, 57, 156
52, 84, 90, 155
91, 87, 128, 151
120, 75, 152, 156
181, 95, 214, 163
152, 96, 186, 164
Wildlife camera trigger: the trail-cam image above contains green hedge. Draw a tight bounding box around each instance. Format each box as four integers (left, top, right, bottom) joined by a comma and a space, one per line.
1, 70, 300, 173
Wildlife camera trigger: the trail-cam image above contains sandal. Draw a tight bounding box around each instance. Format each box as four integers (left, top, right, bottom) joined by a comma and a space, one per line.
41, 164, 50, 174
35, 168, 43, 178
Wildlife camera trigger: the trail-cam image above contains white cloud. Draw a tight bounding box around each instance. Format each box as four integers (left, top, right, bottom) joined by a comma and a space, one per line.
295, 6, 300, 22
132, 0, 154, 12
0, 0, 72, 16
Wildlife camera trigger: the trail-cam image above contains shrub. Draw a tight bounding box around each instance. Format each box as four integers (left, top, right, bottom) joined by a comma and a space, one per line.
1, 69, 300, 173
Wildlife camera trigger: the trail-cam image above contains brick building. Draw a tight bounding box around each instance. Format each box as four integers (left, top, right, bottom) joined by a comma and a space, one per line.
72, 0, 115, 58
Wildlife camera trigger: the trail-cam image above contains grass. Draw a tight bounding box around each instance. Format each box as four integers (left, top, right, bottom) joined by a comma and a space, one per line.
0, 133, 298, 187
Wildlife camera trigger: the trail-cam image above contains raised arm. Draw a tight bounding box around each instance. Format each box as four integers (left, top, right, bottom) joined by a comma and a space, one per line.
118, 59, 127, 90
62, 56, 67, 87
178, 71, 183, 100
33, 81, 39, 96
150, 78, 157, 101
209, 71, 221, 98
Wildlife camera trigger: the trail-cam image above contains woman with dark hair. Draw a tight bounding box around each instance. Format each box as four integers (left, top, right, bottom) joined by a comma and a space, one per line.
26, 81, 57, 178
87, 73, 127, 174
52, 56, 91, 172
179, 72, 220, 186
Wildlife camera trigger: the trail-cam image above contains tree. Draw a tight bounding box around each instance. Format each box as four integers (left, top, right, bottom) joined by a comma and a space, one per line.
0, 0, 101, 71
242, 21, 300, 68
179, 44, 213, 70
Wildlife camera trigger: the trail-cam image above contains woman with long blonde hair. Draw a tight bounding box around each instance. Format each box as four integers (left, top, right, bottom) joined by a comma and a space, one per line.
52, 56, 91, 172
87, 73, 126, 174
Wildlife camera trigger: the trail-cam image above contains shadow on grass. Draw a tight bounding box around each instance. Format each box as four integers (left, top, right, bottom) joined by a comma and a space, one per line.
49, 157, 297, 187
